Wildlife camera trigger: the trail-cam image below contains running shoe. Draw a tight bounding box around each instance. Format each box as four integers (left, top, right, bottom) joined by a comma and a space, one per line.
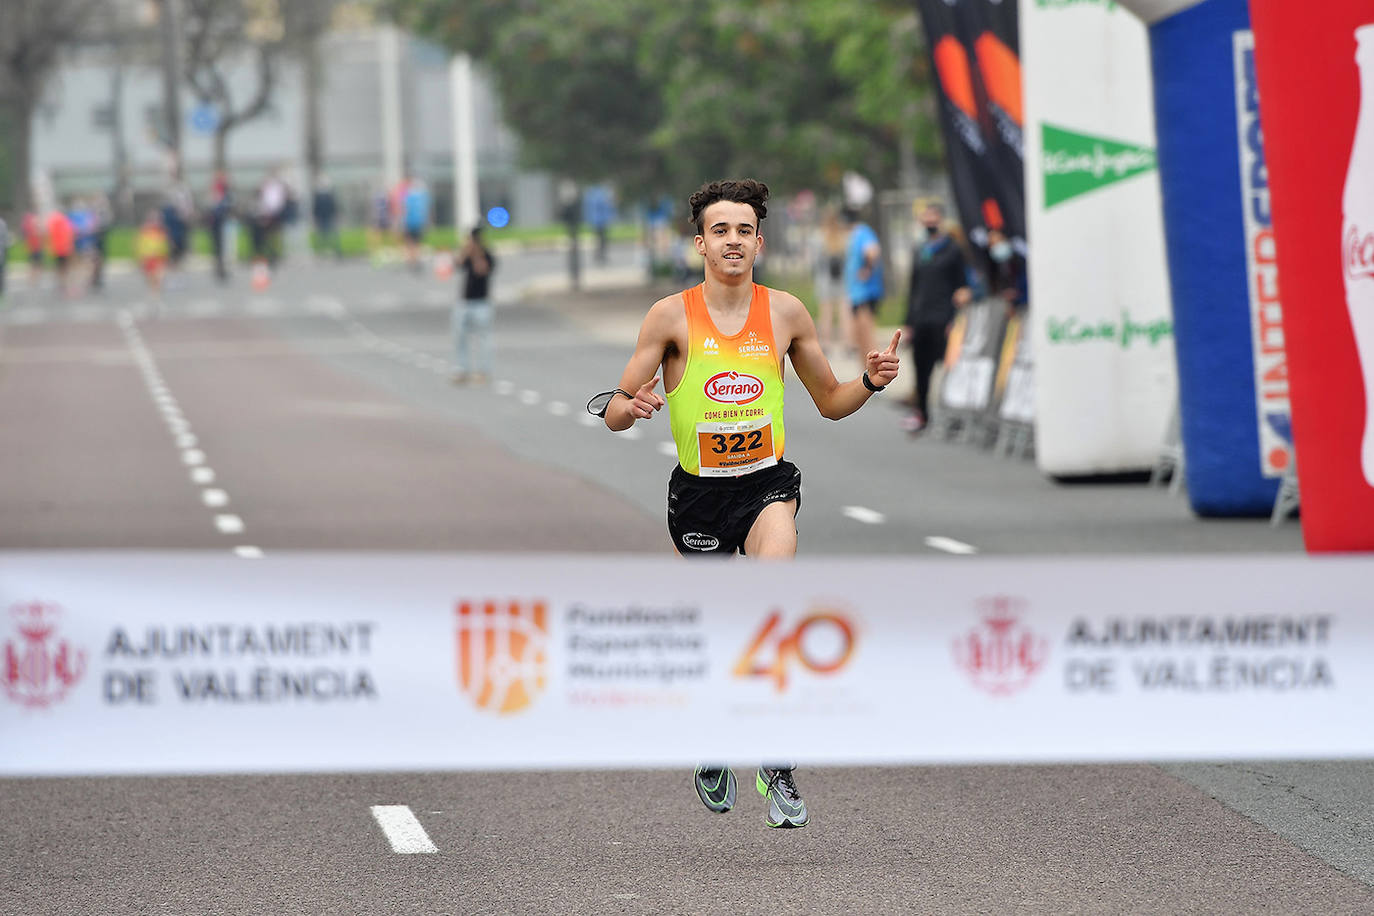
693, 765, 737, 813
756, 766, 809, 828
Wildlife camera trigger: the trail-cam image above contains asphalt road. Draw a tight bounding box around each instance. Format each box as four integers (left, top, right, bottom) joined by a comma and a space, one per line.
0, 250, 1365, 915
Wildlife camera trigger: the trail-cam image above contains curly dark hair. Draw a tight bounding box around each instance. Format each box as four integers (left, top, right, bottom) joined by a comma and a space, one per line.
688, 179, 769, 234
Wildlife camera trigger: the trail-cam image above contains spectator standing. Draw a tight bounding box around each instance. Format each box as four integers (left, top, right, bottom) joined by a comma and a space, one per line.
842, 207, 884, 358
451, 226, 496, 385
902, 202, 972, 434
367, 185, 391, 259
811, 206, 850, 356
584, 186, 615, 264
207, 171, 233, 283
251, 169, 288, 286
401, 176, 430, 271
162, 174, 195, 270
985, 227, 1027, 315
135, 210, 170, 302
21, 210, 44, 290
312, 174, 341, 259
89, 194, 113, 292
46, 206, 76, 297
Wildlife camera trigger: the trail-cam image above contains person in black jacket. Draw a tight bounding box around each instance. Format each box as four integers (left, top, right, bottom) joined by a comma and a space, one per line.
902, 202, 971, 433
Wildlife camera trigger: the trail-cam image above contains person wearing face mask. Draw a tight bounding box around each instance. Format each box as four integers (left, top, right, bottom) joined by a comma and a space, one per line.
902, 202, 972, 434
985, 227, 1027, 316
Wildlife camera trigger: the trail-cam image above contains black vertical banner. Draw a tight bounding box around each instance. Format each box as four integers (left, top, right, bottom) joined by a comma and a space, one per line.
914, 0, 1025, 250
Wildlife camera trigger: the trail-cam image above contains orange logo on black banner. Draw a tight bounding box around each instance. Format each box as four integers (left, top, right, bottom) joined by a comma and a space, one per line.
455, 600, 548, 714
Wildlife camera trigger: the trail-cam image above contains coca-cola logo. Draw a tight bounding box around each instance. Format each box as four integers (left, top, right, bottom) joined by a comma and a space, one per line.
1347, 225, 1374, 281
704, 371, 764, 405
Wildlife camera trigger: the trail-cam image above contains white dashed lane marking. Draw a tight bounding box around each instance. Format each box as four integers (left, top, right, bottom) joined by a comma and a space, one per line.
118, 310, 251, 554
657, 441, 677, 457
842, 506, 886, 525
925, 535, 978, 555
370, 805, 438, 855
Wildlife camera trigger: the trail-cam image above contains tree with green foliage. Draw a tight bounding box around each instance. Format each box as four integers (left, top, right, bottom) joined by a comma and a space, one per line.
387, 0, 940, 205
0, 0, 106, 215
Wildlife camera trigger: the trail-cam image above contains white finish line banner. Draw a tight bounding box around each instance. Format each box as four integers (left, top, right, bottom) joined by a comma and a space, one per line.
1, 553, 1370, 775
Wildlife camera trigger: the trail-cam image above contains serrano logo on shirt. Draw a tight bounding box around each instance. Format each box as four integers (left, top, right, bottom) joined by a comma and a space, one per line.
704, 371, 764, 405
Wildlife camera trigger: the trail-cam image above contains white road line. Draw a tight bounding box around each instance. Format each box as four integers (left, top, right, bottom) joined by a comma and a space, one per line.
657, 441, 677, 457
494, 380, 515, 395
925, 535, 979, 555
190, 467, 216, 485
175, 433, 199, 449
234, 546, 264, 559
519, 390, 541, 406
578, 413, 600, 427
7, 307, 45, 325
370, 805, 437, 855
548, 401, 570, 416
617, 426, 643, 441
246, 297, 281, 315
214, 514, 244, 534
842, 506, 886, 525
371, 293, 402, 311
201, 488, 229, 508
181, 449, 206, 466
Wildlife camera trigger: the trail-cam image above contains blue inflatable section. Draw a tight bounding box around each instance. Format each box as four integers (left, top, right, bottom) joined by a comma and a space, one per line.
1149, 0, 1282, 516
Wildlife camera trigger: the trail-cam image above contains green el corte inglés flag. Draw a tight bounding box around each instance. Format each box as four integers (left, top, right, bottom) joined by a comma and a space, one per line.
1042, 123, 1157, 208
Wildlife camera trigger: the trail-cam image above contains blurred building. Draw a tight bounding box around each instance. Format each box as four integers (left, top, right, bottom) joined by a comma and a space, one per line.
28, 25, 557, 226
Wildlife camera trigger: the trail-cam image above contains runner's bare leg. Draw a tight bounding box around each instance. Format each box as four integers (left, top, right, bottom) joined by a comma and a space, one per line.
744, 500, 798, 558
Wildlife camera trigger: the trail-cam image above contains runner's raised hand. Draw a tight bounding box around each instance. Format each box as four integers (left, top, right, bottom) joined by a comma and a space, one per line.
866, 330, 902, 387
628, 375, 665, 420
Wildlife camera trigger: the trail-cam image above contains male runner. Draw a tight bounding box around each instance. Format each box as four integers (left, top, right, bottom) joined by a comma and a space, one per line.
601, 179, 901, 828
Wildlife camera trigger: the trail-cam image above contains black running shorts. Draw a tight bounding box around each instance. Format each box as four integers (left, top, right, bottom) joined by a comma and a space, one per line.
667, 459, 802, 556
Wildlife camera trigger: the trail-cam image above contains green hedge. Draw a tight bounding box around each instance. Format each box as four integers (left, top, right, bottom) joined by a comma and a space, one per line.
5, 222, 643, 265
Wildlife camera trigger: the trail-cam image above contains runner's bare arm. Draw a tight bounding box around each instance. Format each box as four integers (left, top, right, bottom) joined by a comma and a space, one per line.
782, 292, 900, 421
604, 297, 678, 431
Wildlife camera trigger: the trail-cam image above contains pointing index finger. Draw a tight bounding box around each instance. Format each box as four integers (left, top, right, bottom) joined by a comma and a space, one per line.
885, 330, 902, 354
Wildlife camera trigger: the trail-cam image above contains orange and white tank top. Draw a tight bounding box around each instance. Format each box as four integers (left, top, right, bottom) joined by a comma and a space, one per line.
665, 283, 786, 476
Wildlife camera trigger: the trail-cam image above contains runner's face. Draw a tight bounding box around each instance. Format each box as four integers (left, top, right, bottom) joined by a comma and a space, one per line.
696, 201, 762, 279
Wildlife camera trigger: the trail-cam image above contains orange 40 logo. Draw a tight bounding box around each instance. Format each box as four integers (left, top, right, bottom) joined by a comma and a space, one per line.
733, 610, 856, 692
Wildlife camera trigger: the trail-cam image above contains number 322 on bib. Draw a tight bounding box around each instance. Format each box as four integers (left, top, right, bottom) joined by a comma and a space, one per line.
696, 415, 777, 477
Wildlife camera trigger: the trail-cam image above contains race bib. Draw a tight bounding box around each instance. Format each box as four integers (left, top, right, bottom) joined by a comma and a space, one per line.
696, 415, 777, 477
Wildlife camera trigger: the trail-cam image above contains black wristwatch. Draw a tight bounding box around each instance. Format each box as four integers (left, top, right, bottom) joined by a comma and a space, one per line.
862, 371, 886, 393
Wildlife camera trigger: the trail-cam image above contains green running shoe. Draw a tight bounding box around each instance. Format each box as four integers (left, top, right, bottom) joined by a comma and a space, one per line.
693, 765, 737, 813
757, 766, 809, 828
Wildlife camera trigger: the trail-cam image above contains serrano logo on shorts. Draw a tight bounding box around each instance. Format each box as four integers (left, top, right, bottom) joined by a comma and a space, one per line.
704, 371, 764, 405
681, 532, 720, 551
